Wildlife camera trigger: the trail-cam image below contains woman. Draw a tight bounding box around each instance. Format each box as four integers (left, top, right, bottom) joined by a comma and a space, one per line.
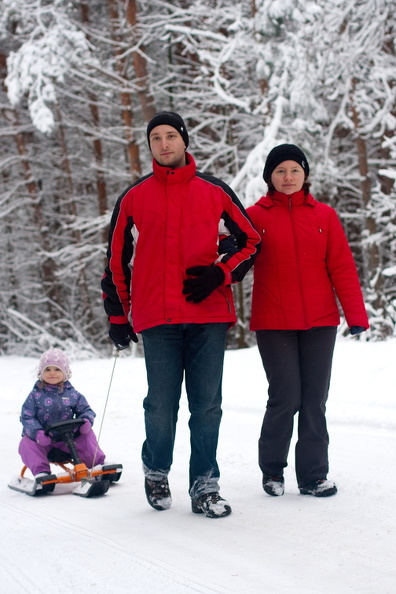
247, 144, 369, 497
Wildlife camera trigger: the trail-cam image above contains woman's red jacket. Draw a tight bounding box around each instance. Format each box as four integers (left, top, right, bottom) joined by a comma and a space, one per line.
247, 190, 369, 331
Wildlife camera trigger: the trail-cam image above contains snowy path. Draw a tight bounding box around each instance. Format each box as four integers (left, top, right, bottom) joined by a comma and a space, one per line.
1, 340, 396, 593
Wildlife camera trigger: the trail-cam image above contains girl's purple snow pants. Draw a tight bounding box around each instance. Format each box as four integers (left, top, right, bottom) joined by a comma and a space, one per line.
18, 430, 106, 476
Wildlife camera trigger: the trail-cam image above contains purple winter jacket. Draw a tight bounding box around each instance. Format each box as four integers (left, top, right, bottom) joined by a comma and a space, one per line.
20, 380, 96, 442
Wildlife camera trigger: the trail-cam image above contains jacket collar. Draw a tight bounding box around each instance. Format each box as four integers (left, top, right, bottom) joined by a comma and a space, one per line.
256, 189, 317, 209
35, 380, 72, 393
152, 152, 196, 184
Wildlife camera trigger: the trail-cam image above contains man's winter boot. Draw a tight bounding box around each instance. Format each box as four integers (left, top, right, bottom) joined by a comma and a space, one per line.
299, 479, 337, 497
191, 492, 232, 518
144, 477, 172, 510
262, 474, 285, 496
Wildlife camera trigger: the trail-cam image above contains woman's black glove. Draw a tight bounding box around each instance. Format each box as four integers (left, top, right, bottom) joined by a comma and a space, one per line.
349, 326, 365, 335
109, 322, 138, 349
183, 266, 225, 303
219, 235, 238, 255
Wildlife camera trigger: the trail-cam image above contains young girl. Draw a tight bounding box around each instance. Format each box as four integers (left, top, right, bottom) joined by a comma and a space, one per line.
18, 348, 106, 481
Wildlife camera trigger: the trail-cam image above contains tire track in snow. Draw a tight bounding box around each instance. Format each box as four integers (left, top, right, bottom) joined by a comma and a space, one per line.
1, 498, 228, 594
0, 560, 33, 594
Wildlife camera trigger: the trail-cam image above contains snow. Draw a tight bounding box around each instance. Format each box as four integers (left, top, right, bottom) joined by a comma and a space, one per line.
5, 25, 94, 133
1, 339, 396, 593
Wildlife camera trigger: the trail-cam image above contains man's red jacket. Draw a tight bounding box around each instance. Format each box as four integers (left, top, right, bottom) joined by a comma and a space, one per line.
102, 153, 260, 333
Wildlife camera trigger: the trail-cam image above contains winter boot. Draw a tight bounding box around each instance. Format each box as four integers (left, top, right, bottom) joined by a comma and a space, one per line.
191, 492, 232, 518
144, 477, 172, 510
262, 474, 285, 496
34, 472, 56, 494
299, 479, 337, 497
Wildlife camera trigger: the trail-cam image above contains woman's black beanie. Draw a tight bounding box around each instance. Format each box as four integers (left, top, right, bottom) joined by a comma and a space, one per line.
147, 111, 189, 148
263, 144, 309, 183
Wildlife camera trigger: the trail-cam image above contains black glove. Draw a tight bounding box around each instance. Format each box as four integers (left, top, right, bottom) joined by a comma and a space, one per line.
109, 322, 138, 350
349, 326, 365, 335
219, 235, 238, 255
183, 266, 225, 303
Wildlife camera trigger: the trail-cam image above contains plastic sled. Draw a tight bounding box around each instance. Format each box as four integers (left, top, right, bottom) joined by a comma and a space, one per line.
8, 419, 122, 498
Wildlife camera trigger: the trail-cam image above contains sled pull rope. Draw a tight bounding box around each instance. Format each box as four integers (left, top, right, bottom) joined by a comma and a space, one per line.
92, 349, 119, 468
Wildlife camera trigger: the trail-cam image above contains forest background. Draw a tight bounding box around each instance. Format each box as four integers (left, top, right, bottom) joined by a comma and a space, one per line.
0, 0, 395, 358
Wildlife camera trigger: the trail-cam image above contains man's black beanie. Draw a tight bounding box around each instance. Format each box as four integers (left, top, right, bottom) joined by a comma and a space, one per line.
146, 111, 189, 148
263, 144, 309, 184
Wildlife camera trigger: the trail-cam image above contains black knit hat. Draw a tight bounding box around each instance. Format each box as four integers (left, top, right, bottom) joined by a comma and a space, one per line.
263, 144, 309, 184
147, 111, 189, 148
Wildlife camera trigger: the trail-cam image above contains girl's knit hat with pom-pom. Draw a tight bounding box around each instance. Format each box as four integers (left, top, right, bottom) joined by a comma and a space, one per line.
38, 348, 71, 380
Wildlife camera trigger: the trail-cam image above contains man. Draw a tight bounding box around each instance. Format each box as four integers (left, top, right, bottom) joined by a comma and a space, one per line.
102, 111, 260, 518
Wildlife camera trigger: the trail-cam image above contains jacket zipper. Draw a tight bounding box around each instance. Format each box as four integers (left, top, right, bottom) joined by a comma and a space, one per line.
288, 199, 309, 328
218, 286, 232, 313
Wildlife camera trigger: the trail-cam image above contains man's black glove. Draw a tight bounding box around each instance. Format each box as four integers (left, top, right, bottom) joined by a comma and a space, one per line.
183, 265, 225, 303
349, 326, 365, 336
109, 322, 138, 350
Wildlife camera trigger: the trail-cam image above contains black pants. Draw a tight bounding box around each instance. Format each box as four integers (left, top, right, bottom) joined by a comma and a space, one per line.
256, 327, 337, 487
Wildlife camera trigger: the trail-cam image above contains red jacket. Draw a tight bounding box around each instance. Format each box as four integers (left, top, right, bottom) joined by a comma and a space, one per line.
247, 190, 369, 331
102, 153, 260, 333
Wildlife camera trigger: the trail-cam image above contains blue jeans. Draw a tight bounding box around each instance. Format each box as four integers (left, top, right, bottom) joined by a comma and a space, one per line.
141, 323, 228, 499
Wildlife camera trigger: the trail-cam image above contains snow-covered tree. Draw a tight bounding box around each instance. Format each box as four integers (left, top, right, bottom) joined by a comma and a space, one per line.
0, 0, 395, 355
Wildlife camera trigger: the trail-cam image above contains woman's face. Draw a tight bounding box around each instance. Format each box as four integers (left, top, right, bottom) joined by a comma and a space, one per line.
270, 160, 306, 195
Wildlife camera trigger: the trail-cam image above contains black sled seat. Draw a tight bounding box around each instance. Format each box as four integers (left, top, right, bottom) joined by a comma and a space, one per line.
48, 448, 72, 464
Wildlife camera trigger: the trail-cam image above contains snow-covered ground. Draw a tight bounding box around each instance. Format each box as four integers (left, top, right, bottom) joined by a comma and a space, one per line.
1, 338, 395, 593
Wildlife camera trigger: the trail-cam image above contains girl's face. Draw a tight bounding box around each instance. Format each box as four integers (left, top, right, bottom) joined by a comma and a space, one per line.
42, 365, 64, 385
271, 160, 306, 195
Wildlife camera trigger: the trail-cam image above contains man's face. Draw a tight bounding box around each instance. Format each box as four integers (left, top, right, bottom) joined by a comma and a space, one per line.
149, 124, 186, 168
